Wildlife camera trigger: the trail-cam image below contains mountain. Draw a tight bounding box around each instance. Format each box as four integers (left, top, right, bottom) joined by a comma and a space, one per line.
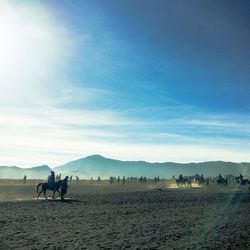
54, 155, 250, 179
0, 165, 52, 179
1, 155, 250, 179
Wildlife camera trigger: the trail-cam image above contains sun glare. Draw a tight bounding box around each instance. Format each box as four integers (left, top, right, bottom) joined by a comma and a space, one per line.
0, 3, 29, 72
0, 1, 66, 83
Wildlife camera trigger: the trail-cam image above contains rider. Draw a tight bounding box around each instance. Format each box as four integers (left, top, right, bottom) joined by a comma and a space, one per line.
48, 171, 55, 188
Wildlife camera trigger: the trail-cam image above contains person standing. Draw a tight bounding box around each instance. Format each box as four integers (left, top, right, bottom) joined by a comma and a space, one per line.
23, 175, 27, 184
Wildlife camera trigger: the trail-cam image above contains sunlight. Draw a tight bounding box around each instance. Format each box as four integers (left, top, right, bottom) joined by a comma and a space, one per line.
0, 2, 33, 73
0, 1, 68, 89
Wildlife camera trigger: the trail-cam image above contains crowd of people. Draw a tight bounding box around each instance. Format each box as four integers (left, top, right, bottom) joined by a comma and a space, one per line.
22, 171, 250, 200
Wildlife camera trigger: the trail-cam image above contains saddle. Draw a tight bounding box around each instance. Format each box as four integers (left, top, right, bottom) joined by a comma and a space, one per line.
48, 181, 56, 189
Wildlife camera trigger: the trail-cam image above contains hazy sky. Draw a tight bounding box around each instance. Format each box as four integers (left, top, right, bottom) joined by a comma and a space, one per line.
0, 0, 250, 167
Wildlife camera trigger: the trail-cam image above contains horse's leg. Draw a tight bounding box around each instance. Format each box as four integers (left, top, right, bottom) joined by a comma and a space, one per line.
52, 190, 57, 199
37, 190, 43, 200
56, 189, 61, 197
44, 190, 47, 199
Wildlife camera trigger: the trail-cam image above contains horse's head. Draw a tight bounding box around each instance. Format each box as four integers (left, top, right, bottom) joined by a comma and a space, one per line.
63, 176, 69, 183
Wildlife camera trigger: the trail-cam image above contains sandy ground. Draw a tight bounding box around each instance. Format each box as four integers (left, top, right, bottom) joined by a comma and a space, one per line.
0, 180, 249, 249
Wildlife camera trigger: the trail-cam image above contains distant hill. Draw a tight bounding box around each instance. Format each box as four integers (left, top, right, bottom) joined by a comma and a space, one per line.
0, 165, 51, 179
1, 155, 250, 179
54, 155, 250, 179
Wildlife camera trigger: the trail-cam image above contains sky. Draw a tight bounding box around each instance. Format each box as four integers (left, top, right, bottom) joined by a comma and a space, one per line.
0, 0, 250, 167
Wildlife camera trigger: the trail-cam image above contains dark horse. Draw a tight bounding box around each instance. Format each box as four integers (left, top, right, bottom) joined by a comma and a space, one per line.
239, 179, 250, 187
216, 177, 228, 188
37, 179, 64, 200
176, 176, 192, 187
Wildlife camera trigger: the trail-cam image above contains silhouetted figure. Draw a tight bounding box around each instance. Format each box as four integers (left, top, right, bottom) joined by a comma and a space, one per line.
117, 176, 120, 183
48, 171, 55, 188
239, 178, 250, 186
97, 176, 101, 182
109, 176, 114, 184
201, 174, 204, 181
122, 176, 125, 185
216, 175, 228, 188
235, 174, 244, 183
23, 175, 27, 184
69, 175, 73, 183
139, 176, 143, 183
206, 177, 210, 186
56, 174, 62, 181
61, 176, 69, 200
76, 176, 79, 183
176, 174, 192, 187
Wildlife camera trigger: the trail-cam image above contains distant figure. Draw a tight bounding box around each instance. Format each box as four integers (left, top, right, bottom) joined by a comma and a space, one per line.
69, 175, 73, 183
23, 175, 27, 184
48, 171, 55, 188
235, 174, 244, 184
216, 175, 228, 188
139, 176, 143, 183
61, 176, 69, 200
76, 176, 79, 183
109, 176, 114, 184
56, 174, 61, 181
98, 176, 101, 182
206, 177, 210, 186
122, 176, 125, 185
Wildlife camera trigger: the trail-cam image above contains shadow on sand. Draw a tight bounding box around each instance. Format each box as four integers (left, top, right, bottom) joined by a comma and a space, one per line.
38, 198, 81, 203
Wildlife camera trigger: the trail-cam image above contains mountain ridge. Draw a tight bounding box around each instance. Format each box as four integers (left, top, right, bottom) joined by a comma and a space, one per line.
0, 165, 51, 179
54, 155, 250, 179
1, 155, 250, 179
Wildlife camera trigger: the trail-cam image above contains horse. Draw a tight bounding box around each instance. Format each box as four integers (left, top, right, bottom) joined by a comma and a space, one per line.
176, 177, 192, 187
239, 179, 250, 187
37, 179, 63, 200
235, 175, 244, 184
216, 177, 228, 188
198, 176, 205, 186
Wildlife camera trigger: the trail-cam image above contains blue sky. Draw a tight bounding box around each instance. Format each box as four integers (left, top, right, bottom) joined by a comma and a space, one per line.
0, 0, 250, 167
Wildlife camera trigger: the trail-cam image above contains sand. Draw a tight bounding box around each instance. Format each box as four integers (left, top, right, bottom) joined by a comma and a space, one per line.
0, 180, 249, 249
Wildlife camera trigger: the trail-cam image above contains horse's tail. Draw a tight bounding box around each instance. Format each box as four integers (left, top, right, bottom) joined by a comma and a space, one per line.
37, 183, 43, 193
